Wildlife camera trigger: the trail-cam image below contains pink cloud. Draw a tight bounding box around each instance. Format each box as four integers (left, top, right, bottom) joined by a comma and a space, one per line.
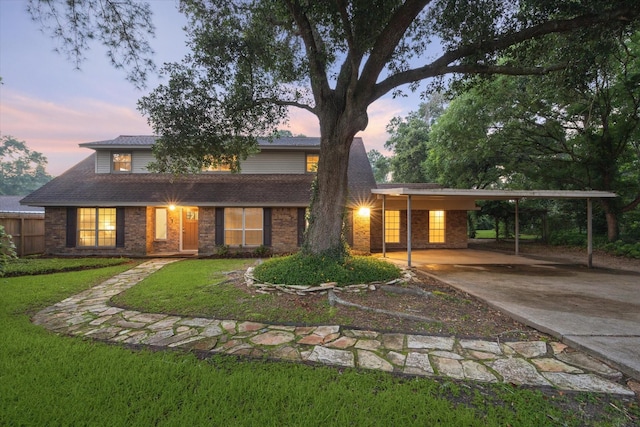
1, 89, 151, 175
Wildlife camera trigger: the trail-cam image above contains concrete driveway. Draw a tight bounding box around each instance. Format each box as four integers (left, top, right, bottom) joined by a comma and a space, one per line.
381, 250, 640, 380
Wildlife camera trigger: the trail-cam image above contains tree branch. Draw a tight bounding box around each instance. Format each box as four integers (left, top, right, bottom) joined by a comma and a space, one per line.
284, 1, 332, 106
358, 0, 431, 97
371, 4, 640, 102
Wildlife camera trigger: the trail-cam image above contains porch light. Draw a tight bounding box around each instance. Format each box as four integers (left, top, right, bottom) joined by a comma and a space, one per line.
357, 206, 371, 217
169, 204, 176, 211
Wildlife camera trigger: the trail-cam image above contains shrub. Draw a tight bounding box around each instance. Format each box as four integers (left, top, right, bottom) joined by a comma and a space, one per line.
0, 225, 17, 277
253, 253, 401, 286
602, 241, 640, 259
253, 245, 271, 257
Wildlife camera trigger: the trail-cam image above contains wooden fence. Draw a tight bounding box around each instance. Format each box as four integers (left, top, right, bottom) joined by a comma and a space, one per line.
0, 214, 45, 256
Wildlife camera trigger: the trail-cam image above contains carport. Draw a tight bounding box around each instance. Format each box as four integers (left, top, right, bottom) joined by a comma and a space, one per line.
371, 188, 617, 268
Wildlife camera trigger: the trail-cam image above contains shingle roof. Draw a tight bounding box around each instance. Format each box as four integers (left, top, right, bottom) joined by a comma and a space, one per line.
79, 135, 322, 150
1, 196, 44, 213
22, 137, 375, 207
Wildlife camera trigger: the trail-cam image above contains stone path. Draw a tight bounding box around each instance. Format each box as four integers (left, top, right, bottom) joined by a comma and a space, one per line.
32, 259, 635, 396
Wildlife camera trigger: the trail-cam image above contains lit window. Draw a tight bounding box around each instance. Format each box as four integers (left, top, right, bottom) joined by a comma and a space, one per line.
78, 208, 116, 247
429, 210, 445, 243
155, 208, 167, 240
306, 154, 319, 172
202, 155, 233, 172
202, 163, 231, 172
385, 210, 400, 243
112, 153, 131, 172
225, 208, 263, 246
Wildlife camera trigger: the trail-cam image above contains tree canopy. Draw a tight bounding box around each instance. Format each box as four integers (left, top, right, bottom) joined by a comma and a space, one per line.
30, 0, 640, 257
423, 32, 640, 240
0, 136, 52, 196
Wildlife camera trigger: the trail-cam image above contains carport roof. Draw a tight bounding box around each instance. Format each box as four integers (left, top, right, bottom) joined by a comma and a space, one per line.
371, 188, 617, 200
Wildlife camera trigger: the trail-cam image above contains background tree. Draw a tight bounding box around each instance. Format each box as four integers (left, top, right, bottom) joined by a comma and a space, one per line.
0, 136, 52, 195
367, 150, 390, 183
30, 0, 640, 259
426, 33, 640, 241
385, 106, 432, 183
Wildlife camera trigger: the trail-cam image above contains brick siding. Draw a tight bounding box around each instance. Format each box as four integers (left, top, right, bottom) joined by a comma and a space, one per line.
370, 209, 469, 251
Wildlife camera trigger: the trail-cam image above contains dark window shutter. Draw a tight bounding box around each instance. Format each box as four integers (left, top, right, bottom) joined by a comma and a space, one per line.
263, 208, 272, 246
116, 207, 125, 247
297, 208, 306, 246
66, 208, 77, 247
215, 208, 224, 246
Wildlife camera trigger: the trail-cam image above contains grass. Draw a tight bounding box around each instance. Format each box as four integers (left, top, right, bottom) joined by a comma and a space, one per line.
113, 259, 354, 325
474, 230, 539, 240
1, 258, 638, 426
3, 256, 131, 277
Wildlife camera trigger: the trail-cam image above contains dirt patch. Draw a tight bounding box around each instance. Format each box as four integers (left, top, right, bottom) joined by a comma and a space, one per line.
217, 243, 639, 342
223, 269, 547, 341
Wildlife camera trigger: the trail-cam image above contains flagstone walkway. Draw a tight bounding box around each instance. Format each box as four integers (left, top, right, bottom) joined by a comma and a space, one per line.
32, 259, 635, 396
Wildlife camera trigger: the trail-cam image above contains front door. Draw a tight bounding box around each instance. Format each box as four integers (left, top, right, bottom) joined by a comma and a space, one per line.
182, 207, 198, 250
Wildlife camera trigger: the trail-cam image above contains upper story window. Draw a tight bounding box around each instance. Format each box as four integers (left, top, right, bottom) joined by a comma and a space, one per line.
202, 155, 233, 172
306, 154, 319, 172
112, 153, 132, 172
202, 163, 232, 172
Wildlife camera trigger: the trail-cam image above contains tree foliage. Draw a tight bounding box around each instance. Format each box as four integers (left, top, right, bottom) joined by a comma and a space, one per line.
426, 32, 640, 240
0, 136, 52, 196
30, 0, 640, 257
367, 150, 391, 183
27, 0, 156, 87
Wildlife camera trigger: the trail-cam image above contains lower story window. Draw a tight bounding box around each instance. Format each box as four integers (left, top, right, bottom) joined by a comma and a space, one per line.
385, 210, 400, 243
429, 210, 445, 243
225, 208, 263, 246
78, 208, 116, 247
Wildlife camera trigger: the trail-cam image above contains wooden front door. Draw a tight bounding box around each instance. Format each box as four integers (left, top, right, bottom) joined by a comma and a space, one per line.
182, 207, 198, 250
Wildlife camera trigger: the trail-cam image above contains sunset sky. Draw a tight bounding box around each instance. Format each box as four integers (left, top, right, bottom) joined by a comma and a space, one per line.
1, 0, 425, 176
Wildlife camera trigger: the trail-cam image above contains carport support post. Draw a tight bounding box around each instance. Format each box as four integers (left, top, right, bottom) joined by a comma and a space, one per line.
587, 198, 593, 268
515, 199, 520, 256
407, 195, 412, 267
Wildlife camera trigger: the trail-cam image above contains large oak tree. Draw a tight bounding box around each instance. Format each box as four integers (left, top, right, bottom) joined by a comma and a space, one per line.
30, 0, 640, 258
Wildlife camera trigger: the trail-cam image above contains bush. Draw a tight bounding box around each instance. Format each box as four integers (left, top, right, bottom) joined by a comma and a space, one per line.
253, 253, 401, 286
602, 241, 640, 259
0, 225, 17, 277
549, 230, 588, 247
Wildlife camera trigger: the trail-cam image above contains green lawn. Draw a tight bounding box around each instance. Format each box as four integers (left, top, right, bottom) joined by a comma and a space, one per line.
1, 259, 637, 426
474, 230, 539, 240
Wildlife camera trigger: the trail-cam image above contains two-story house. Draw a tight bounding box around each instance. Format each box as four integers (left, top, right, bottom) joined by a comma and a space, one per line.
20, 135, 381, 256
21, 134, 493, 258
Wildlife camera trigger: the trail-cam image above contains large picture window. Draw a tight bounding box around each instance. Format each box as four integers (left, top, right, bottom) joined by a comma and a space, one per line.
385, 210, 400, 243
429, 210, 445, 243
78, 208, 117, 247
224, 208, 263, 246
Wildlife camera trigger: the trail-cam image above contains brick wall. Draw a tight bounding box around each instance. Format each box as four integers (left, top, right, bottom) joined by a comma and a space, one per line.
352, 209, 371, 253
145, 206, 182, 254
198, 207, 216, 255
271, 207, 300, 253
370, 209, 469, 251
44, 207, 148, 256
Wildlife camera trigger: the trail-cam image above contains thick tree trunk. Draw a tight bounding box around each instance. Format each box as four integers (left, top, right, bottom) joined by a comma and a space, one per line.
303, 133, 353, 257
600, 198, 619, 242
303, 102, 368, 258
